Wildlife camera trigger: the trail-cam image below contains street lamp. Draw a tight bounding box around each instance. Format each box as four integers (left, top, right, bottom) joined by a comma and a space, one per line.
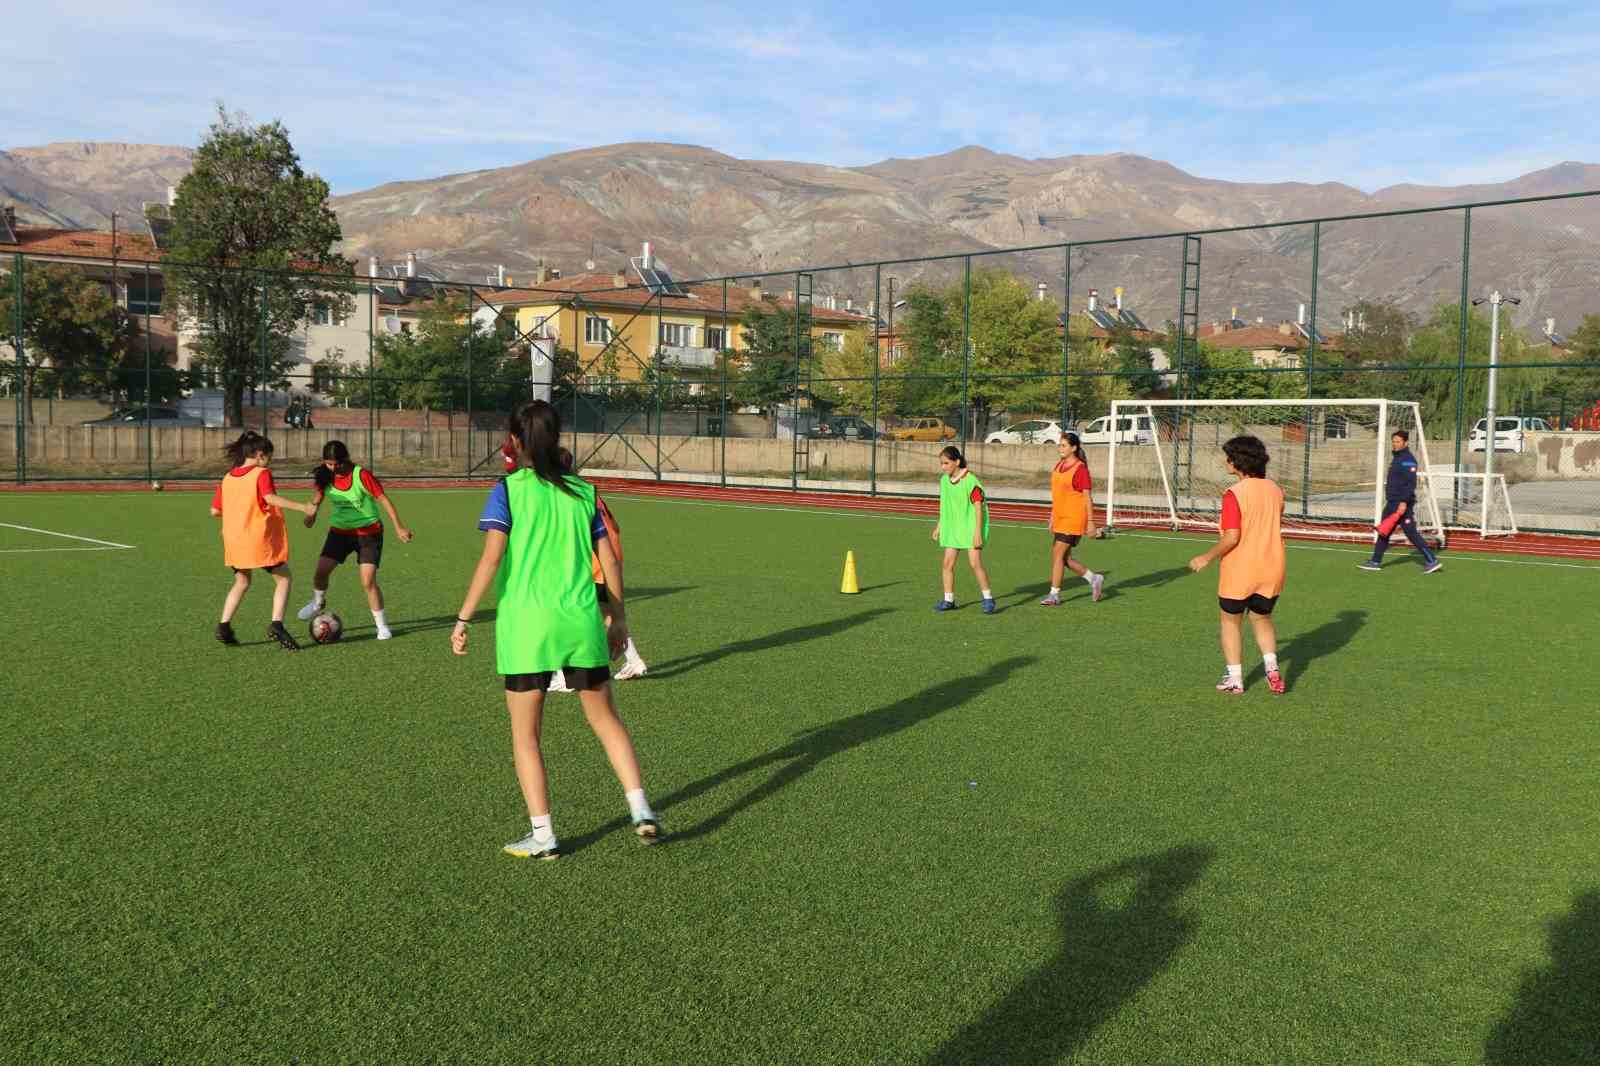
1470, 290, 1519, 534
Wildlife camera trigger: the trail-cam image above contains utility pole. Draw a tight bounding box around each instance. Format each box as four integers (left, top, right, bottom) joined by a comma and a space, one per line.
1471, 290, 1519, 535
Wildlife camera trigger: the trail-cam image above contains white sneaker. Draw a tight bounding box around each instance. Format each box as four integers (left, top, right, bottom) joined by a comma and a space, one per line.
502, 829, 560, 860
615, 658, 648, 681
376, 625, 393, 641
296, 599, 323, 621
1089, 573, 1105, 603
546, 671, 572, 693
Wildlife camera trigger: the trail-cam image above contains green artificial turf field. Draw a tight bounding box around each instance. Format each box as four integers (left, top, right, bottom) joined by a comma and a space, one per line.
2, 487, 1597, 1064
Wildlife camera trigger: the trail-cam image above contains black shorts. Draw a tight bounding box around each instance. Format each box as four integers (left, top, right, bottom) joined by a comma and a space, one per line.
504, 665, 611, 693
1053, 532, 1082, 547
595, 583, 609, 604
322, 529, 383, 567
232, 562, 286, 574
1219, 594, 1279, 616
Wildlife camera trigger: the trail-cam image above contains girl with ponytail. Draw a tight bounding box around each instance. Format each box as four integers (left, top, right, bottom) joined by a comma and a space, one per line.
451, 400, 660, 859
931, 445, 997, 614
1040, 432, 1105, 606
297, 439, 413, 641
209, 431, 316, 650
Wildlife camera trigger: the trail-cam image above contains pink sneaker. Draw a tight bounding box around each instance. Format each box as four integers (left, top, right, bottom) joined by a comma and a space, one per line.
1266, 669, 1285, 695
1038, 593, 1062, 606
1090, 573, 1105, 602
1215, 674, 1244, 695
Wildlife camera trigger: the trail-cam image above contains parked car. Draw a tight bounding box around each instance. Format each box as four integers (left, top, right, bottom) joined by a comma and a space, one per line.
1075, 413, 1155, 446
808, 415, 878, 440
890, 417, 957, 442
985, 419, 1064, 445
81, 406, 206, 428
1468, 416, 1549, 453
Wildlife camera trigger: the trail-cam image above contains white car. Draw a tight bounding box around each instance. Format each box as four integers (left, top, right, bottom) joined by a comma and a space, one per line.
985, 419, 1064, 445
1076, 413, 1156, 446
1468, 416, 1549, 453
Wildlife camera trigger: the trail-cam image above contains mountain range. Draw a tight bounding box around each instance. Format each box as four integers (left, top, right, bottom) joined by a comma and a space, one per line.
5, 140, 1599, 337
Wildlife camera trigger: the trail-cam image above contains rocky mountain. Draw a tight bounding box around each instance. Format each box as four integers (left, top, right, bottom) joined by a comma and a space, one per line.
7, 139, 1598, 338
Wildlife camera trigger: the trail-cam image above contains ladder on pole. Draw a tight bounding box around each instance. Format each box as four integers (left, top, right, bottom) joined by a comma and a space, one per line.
1173, 236, 1202, 511
792, 272, 815, 486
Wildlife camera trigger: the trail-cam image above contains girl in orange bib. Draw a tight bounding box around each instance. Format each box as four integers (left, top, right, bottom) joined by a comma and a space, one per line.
1187, 435, 1287, 695
210, 431, 317, 650
1040, 432, 1105, 605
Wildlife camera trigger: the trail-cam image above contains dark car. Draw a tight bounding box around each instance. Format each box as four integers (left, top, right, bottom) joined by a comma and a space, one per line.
81, 406, 205, 427
807, 416, 878, 440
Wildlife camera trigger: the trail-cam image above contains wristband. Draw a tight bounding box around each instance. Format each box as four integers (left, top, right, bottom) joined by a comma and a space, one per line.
454, 617, 471, 627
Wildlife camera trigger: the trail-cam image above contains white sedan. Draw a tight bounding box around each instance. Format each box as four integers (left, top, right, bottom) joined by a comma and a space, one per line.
985, 419, 1065, 445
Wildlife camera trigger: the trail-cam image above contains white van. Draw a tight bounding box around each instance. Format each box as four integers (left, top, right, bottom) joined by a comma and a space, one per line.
1468, 416, 1549, 453
1076, 413, 1155, 446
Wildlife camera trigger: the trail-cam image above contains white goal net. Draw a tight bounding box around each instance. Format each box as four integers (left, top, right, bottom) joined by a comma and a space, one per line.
1104, 399, 1446, 544
1424, 471, 1517, 537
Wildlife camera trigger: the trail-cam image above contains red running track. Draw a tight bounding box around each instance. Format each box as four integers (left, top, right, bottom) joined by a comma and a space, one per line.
6, 476, 1600, 561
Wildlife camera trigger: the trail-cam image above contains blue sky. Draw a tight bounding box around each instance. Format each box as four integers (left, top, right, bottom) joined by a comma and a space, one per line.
4, 0, 1595, 195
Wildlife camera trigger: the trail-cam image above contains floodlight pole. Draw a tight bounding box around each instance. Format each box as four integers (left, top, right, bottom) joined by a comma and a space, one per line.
1477, 290, 1516, 534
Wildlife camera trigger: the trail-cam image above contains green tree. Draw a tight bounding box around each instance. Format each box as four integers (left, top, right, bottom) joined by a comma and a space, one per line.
813, 331, 876, 415
0, 263, 138, 422
162, 107, 351, 426
735, 296, 802, 409
1540, 314, 1600, 422
1406, 302, 1529, 438
1107, 320, 1162, 398
1190, 345, 1273, 401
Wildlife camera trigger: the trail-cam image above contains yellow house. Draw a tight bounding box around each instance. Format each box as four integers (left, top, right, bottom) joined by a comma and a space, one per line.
476, 270, 871, 383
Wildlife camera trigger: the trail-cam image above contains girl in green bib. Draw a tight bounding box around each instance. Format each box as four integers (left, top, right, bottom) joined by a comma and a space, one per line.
299, 441, 413, 640
932, 445, 996, 613
451, 400, 660, 860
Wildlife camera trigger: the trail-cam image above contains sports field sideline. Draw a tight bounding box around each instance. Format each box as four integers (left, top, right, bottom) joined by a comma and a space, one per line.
2, 486, 1596, 1064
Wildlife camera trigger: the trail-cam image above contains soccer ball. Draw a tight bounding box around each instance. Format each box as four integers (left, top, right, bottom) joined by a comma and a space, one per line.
309, 611, 344, 644
151, 481, 163, 492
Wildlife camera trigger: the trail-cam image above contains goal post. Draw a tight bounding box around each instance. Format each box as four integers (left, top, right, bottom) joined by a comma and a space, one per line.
1422, 471, 1517, 537
1105, 398, 1447, 544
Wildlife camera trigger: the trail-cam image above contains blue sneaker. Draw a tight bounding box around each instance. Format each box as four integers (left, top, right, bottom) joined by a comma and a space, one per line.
1358, 561, 1381, 572
933, 599, 957, 612
981, 598, 996, 614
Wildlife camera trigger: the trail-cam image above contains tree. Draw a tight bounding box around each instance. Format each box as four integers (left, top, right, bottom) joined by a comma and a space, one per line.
162, 107, 351, 426
735, 296, 803, 410
812, 331, 877, 415
1189, 345, 1273, 401
1107, 321, 1162, 398
0, 263, 138, 422
1540, 314, 1600, 421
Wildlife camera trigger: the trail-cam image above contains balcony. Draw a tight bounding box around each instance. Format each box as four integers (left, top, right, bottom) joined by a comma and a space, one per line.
658, 345, 717, 368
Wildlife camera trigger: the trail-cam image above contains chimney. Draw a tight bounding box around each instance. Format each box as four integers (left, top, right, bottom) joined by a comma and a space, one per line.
368, 255, 379, 278
1230, 305, 1238, 323
1036, 283, 1047, 302
1546, 317, 1557, 337
613, 271, 627, 289
1297, 303, 1306, 325
750, 280, 764, 300
496, 264, 505, 287
1279, 321, 1293, 336
536, 265, 553, 284
1087, 289, 1099, 312
642, 241, 654, 269
845, 297, 854, 311
1114, 286, 1124, 311
166, 185, 177, 207
1256, 316, 1264, 325
2, 205, 15, 231
405, 252, 417, 278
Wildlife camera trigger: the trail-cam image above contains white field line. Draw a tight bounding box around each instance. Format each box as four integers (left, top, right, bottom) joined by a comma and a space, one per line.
0, 546, 128, 554
0, 523, 135, 549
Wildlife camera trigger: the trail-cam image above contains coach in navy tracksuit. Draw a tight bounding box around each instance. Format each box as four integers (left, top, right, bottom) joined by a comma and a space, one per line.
1361, 429, 1442, 573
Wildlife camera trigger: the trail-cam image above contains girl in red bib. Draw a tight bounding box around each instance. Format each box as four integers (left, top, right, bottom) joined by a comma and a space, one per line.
298, 440, 413, 640
1040, 432, 1105, 605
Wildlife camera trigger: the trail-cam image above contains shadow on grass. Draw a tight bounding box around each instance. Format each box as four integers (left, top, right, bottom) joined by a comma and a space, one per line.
1096, 564, 1191, 603
563, 655, 1035, 853
924, 845, 1214, 1066
643, 607, 893, 680
1246, 608, 1366, 692
1484, 889, 1600, 1065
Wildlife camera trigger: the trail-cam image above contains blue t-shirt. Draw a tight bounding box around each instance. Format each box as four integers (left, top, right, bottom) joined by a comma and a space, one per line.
478, 478, 608, 541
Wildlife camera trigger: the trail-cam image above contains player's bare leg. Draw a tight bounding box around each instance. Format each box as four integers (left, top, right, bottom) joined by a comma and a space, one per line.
1250, 611, 1284, 694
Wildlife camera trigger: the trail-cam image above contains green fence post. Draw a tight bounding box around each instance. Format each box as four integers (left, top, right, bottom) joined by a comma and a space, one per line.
258, 273, 269, 436
13, 253, 24, 483
872, 265, 881, 496
144, 261, 154, 486
961, 255, 971, 442
1061, 245, 1072, 428
1453, 208, 1472, 525
367, 277, 375, 476
654, 290, 663, 481
465, 283, 474, 480
719, 278, 728, 489
1301, 221, 1319, 518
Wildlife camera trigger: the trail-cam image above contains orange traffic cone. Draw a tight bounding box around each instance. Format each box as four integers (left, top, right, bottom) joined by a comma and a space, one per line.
840, 550, 860, 594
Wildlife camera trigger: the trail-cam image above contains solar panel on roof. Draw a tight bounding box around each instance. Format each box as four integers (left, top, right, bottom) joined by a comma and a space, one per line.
0, 211, 15, 244
1550, 332, 1568, 347
1293, 322, 1324, 344
1119, 309, 1150, 331
631, 257, 689, 297
1229, 317, 1248, 330
1088, 309, 1119, 331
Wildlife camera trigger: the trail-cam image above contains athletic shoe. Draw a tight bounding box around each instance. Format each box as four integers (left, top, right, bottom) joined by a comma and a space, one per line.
295, 599, 322, 621
933, 599, 957, 612
503, 830, 561, 860
1216, 674, 1244, 695
1358, 561, 1382, 572
1266, 669, 1286, 695
215, 622, 239, 646
1038, 593, 1062, 606
1090, 573, 1105, 602
633, 816, 661, 845
546, 671, 572, 694
1423, 560, 1443, 574
981, 598, 997, 614
615, 658, 648, 680
267, 621, 300, 651
375, 626, 393, 641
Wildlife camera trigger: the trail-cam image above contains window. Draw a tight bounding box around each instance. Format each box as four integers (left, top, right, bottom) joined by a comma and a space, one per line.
660, 322, 695, 347
888, 344, 905, 365
310, 303, 347, 328
125, 276, 164, 316
312, 363, 338, 394
821, 331, 844, 350
706, 327, 726, 350
399, 321, 412, 336
1324, 414, 1349, 440
585, 316, 612, 345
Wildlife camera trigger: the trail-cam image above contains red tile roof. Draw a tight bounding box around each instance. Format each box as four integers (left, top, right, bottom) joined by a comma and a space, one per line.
475, 272, 871, 325
0, 226, 161, 261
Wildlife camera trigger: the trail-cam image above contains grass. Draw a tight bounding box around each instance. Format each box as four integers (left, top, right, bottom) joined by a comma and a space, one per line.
2, 487, 1597, 1064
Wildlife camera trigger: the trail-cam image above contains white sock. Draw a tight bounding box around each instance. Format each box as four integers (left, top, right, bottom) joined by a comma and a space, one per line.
944, 592, 955, 603
312, 589, 326, 607
1227, 664, 1243, 682
530, 813, 554, 840
624, 637, 643, 664
372, 609, 388, 627
981, 589, 993, 600
1049, 586, 1061, 597
1082, 571, 1097, 584
625, 788, 653, 821
1263, 653, 1279, 673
